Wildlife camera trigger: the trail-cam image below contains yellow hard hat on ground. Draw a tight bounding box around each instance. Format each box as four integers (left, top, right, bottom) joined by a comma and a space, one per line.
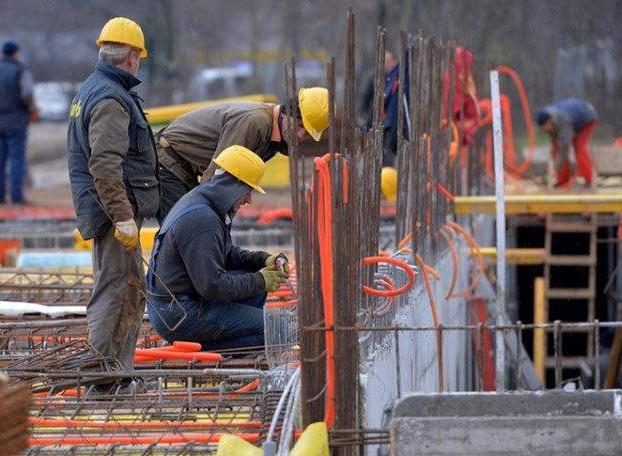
96, 17, 148, 59
381, 167, 398, 202
213, 145, 266, 193
299, 87, 329, 141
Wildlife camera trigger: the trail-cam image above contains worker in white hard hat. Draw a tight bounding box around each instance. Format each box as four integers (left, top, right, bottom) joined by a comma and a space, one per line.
154, 87, 330, 222
67, 17, 157, 390
147, 145, 289, 350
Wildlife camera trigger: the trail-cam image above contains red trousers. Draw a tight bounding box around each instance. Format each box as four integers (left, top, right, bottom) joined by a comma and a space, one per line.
553, 121, 597, 186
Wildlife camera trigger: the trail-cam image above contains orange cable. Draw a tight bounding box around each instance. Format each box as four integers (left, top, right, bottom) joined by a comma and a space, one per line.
439, 227, 459, 300
27, 433, 261, 446
361, 256, 416, 298
415, 254, 445, 392
446, 221, 484, 298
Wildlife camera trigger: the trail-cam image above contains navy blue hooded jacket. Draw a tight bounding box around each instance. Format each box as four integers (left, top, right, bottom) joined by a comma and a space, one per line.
148, 172, 269, 302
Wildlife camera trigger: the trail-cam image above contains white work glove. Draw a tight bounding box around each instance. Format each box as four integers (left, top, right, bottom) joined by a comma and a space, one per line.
114, 219, 139, 251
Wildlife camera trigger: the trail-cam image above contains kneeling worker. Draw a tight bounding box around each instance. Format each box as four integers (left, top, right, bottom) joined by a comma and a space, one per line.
146, 145, 289, 350
155, 87, 329, 222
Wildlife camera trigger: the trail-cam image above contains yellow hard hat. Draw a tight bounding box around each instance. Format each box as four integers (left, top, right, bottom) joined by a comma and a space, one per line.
96, 17, 148, 59
213, 145, 266, 194
381, 167, 398, 202
298, 87, 329, 141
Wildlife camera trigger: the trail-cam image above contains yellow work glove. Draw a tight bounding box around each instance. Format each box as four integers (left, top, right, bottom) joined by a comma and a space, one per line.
265, 253, 290, 274
259, 268, 288, 292
114, 219, 139, 251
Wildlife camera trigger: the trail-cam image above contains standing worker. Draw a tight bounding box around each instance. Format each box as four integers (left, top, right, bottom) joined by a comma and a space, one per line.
535, 98, 598, 187
155, 87, 329, 221
67, 17, 159, 390
0, 40, 36, 204
147, 145, 289, 350
360, 51, 408, 166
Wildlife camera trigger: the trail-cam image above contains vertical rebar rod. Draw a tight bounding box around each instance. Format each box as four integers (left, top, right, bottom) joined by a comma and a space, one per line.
554, 320, 562, 388
594, 320, 601, 389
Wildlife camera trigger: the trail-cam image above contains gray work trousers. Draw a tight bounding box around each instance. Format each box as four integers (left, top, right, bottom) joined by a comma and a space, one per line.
87, 221, 145, 371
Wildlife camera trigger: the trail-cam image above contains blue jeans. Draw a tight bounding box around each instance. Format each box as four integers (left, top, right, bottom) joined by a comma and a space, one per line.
147, 291, 267, 351
0, 127, 27, 203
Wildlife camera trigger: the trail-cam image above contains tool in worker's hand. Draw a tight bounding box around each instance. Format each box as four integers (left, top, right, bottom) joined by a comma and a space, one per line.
274, 253, 296, 294
275, 253, 289, 274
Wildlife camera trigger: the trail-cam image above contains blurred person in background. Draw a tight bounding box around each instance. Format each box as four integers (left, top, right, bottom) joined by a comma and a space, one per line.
0, 40, 36, 204
154, 87, 329, 222
535, 98, 598, 187
360, 50, 408, 166
67, 17, 158, 391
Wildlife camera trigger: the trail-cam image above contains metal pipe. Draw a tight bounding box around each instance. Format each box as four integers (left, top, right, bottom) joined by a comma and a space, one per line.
490, 70, 506, 392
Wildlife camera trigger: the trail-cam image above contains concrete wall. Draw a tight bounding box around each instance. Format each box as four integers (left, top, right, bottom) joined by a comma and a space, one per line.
360, 216, 494, 449
360, 245, 474, 432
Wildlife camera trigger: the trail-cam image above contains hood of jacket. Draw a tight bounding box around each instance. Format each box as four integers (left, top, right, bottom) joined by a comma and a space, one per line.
195, 172, 253, 220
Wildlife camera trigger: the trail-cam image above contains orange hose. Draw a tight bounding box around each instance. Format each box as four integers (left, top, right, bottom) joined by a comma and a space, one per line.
314, 154, 337, 428
361, 256, 416, 298
439, 227, 459, 300
265, 299, 298, 309
415, 254, 445, 391
257, 207, 293, 225
29, 417, 262, 430
479, 65, 536, 178
134, 349, 222, 363
167, 341, 202, 352
496, 64, 536, 176
27, 433, 260, 446
446, 221, 484, 298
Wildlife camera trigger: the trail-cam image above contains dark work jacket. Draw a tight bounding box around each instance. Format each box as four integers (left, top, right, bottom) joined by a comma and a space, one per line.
147, 172, 269, 302
0, 57, 28, 130
67, 63, 159, 239
541, 98, 598, 132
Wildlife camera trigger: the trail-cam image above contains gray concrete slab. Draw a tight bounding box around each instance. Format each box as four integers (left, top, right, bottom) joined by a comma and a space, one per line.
391, 415, 622, 455
392, 390, 622, 417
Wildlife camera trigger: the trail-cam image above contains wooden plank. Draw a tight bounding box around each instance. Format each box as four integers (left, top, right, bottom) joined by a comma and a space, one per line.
453, 193, 622, 215
533, 277, 546, 383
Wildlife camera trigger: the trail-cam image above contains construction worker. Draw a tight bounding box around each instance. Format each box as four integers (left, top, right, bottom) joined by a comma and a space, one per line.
360, 51, 408, 166
67, 18, 158, 388
146, 145, 289, 350
155, 87, 329, 222
0, 40, 36, 204
381, 166, 397, 203
535, 98, 598, 187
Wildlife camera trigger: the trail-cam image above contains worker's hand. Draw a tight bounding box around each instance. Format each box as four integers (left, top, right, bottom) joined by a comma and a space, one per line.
265, 253, 290, 274
114, 219, 139, 251
259, 268, 288, 292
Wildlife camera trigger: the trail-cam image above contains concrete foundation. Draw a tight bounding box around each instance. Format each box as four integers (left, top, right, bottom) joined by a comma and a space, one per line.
390, 390, 622, 455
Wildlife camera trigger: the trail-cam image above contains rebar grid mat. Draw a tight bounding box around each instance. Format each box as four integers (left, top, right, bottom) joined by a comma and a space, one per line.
25, 444, 215, 455
3, 340, 121, 389
0, 379, 31, 456
0, 269, 93, 305
26, 394, 265, 452
302, 319, 622, 391
0, 321, 161, 361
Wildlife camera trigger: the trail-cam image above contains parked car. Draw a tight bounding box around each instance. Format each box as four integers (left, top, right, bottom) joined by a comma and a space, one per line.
33, 82, 80, 121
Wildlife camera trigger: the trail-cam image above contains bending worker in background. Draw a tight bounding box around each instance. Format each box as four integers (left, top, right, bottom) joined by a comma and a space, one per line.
155, 87, 329, 222
67, 18, 158, 389
147, 145, 289, 350
535, 98, 598, 187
